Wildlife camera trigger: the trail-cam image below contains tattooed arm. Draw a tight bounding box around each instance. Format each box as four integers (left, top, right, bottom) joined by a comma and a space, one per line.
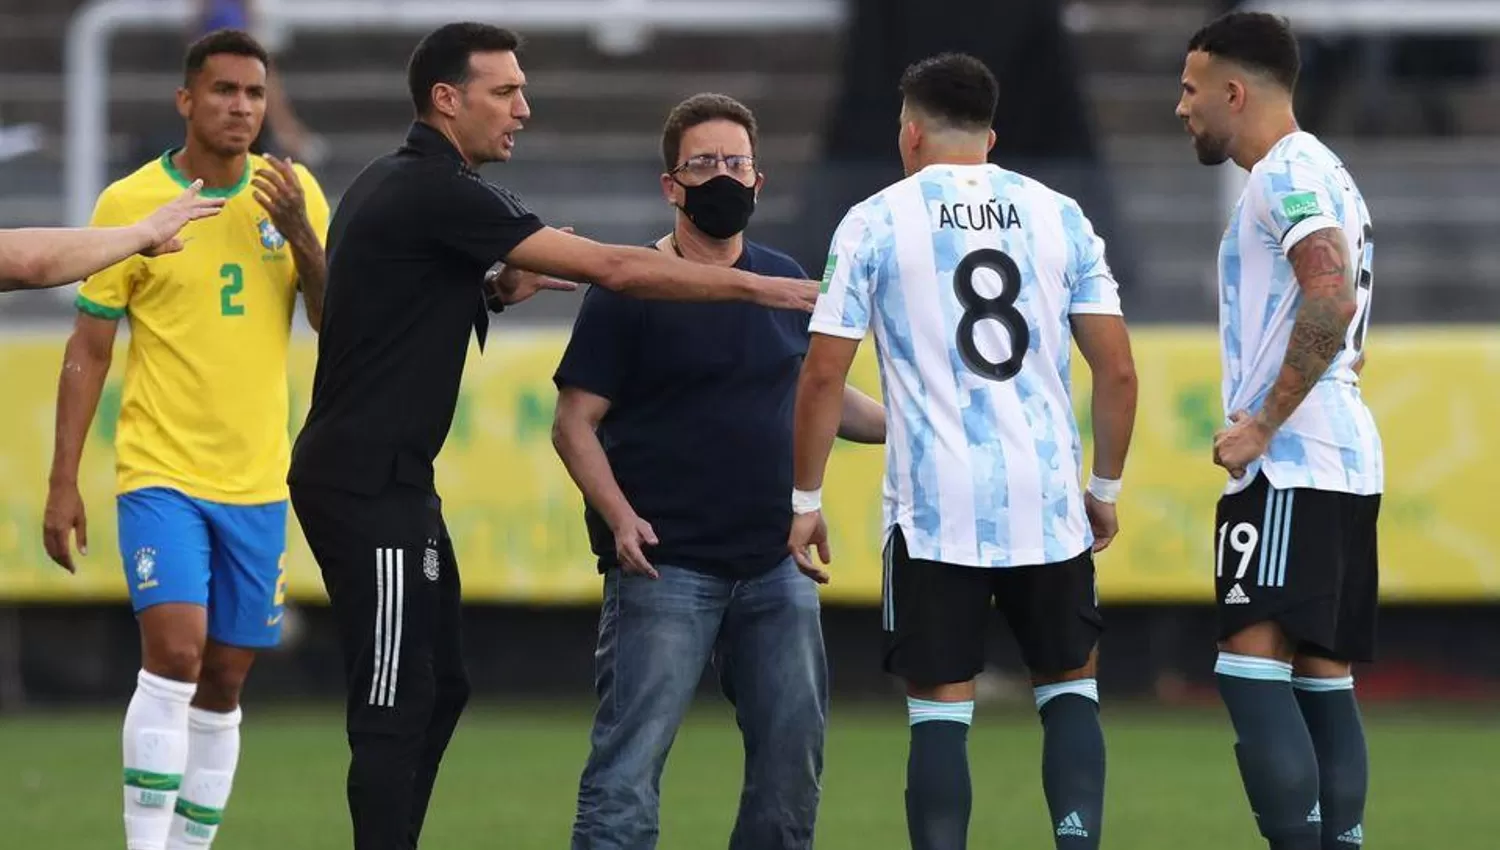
1256, 228, 1358, 432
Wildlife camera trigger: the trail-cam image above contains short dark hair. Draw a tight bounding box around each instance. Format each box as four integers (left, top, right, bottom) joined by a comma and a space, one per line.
660, 93, 759, 171
184, 29, 269, 86
407, 22, 522, 115
898, 53, 998, 132
1187, 12, 1300, 92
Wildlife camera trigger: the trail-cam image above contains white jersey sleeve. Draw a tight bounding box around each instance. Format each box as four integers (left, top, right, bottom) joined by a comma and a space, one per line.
1062, 200, 1123, 317
1246, 157, 1344, 255
810, 207, 879, 340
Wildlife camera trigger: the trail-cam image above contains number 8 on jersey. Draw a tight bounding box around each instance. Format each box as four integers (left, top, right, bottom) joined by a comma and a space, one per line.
953, 248, 1029, 382
808, 162, 1125, 569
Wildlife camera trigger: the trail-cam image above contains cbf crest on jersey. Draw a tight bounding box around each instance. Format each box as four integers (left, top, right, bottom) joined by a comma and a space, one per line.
257, 218, 286, 252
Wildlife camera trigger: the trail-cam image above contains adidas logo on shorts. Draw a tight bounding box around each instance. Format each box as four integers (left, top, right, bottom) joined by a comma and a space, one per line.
1055, 811, 1088, 838
1224, 583, 1252, 605
1338, 824, 1363, 845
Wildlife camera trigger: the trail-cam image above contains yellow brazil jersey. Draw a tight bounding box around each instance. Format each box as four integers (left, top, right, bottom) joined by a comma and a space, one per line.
77, 150, 330, 505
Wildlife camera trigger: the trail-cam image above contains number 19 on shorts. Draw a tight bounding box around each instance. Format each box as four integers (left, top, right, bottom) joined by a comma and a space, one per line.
1216, 522, 1261, 581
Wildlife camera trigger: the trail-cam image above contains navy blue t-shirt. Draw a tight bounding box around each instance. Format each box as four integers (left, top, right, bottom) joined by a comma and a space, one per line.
552, 241, 811, 578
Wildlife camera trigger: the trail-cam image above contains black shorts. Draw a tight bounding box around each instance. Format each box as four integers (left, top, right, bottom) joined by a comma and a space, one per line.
881, 527, 1102, 685
1214, 473, 1381, 662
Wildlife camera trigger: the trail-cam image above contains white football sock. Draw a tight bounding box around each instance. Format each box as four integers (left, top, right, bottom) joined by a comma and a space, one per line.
123, 669, 196, 850
166, 706, 243, 848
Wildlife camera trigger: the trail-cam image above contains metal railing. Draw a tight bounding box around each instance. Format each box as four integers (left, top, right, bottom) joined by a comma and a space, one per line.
1247, 0, 1500, 33
62, 0, 1500, 231
63, 0, 846, 228
62, 0, 1221, 232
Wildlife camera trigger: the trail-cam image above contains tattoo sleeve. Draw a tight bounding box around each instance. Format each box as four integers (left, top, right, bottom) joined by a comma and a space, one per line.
1259, 227, 1357, 431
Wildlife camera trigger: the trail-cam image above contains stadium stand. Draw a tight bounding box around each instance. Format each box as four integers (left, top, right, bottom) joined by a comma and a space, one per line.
1, 0, 1498, 324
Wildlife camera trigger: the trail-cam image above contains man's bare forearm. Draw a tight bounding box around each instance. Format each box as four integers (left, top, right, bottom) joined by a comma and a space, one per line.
50, 340, 112, 486
1070, 313, 1137, 481
0, 226, 151, 291
601, 246, 762, 302
793, 372, 846, 491
1090, 366, 1137, 480
503, 228, 815, 311
551, 417, 637, 530
1259, 229, 1357, 431
288, 229, 327, 329
836, 385, 885, 444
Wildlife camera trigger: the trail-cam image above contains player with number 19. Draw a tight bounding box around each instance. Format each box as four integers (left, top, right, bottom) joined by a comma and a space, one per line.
788, 53, 1138, 850
1177, 12, 1383, 850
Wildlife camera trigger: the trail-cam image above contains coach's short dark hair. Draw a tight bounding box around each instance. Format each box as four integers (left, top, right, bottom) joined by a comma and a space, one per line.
407, 22, 522, 115
660, 93, 759, 171
184, 29, 269, 86
898, 53, 998, 133
1187, 12, 1300, 92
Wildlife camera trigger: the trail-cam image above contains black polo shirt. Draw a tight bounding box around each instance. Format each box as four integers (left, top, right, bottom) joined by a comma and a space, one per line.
289, 122, 544, 495
552, 241, 811, 578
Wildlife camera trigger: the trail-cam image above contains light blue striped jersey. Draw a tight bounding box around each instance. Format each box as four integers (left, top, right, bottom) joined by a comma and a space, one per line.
811, 163, 1122, 568
1219, 131, 1383, 497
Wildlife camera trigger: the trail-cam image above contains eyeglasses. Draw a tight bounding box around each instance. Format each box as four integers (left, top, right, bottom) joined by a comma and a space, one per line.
672, 154, 756, 179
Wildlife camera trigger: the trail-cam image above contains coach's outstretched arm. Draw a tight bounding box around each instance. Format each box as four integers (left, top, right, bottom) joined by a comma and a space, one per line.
503, 227, 818, 312
43, 314, 120, 573
0, 181, 223, 292
1073, 314, 1139, 552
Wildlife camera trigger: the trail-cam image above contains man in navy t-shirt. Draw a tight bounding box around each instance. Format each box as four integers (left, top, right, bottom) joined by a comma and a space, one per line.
553, 94, 885, 850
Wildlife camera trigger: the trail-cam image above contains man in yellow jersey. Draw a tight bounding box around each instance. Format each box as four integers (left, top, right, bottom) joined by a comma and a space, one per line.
40, 29, 328, 850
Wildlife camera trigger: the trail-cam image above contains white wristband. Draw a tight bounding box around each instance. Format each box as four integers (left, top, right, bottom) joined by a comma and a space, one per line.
1087, 474, 1122, 504
791, 488, 823, 514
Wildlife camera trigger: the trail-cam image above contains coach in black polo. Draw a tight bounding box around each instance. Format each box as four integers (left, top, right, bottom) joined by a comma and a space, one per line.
287, 25, 817, 850
554, 94, 886, 850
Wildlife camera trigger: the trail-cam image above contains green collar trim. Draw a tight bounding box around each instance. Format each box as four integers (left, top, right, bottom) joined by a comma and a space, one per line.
159, 148, 250, 199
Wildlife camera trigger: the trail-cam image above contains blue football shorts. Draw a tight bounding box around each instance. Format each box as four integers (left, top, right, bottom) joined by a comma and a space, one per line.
117, 486, 289, 649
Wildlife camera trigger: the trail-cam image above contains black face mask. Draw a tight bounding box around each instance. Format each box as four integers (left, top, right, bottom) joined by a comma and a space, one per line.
677, 174, 756, 240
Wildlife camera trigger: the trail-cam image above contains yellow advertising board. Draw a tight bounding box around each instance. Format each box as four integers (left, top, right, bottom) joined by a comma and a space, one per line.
0, 327, 1496, 604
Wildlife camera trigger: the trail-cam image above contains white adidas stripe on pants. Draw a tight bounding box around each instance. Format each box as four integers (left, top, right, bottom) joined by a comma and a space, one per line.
369, 548, 405, 708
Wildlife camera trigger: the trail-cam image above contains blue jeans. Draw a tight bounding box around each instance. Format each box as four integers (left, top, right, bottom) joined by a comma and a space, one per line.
571, 558, 828, 850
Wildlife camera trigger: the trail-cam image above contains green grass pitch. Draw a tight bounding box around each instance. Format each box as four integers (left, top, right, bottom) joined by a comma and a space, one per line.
3, 701, 1496, 848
